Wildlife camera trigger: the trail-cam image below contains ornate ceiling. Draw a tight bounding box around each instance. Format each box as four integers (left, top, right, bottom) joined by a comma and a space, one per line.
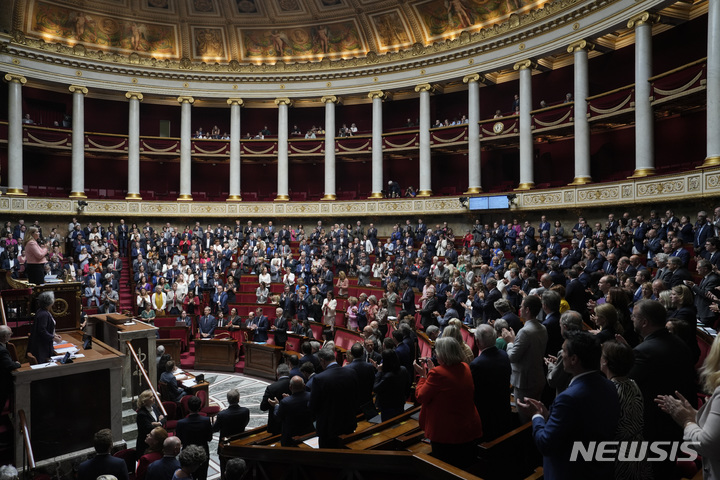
14, 0, 548, 63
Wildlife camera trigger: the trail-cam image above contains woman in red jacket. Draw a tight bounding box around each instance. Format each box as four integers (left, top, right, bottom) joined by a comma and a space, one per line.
414, 337, 483, 468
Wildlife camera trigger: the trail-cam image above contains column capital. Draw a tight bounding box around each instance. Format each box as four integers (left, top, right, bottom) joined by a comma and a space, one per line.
125, 91, 144, 101
69, 85, 88, 95
462, 73, 480, 84
513, 59, 537, 71
177, 96, 195, 104
567, 40, 595, 54
4, 73, 26, 85
274, 97, 293, 106
414, 83, 434, 93
368, 90, 386, 100
627, 11, 660, 29
321, 95, 340, 104
227, 98, 244, 106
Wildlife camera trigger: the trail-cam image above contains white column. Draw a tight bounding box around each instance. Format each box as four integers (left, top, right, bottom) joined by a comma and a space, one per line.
514, 60, 535, 190
322, 95, 339, 200
69, 85, 88, 198
704, 0, 720, 167
227, 98, 243, 201
569, 41, 593, 185
125, 92, 143, 200
368, 91, 385, 198
4, 74, 26, 196
629, 12, 656, 177
275, 97, 292, 201
463, 74, 482, 194
415, 83, 433, 197
177, 96, 194, 201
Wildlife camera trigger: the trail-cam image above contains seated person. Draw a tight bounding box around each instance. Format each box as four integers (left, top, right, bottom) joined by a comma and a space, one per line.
159, 360, 187, 402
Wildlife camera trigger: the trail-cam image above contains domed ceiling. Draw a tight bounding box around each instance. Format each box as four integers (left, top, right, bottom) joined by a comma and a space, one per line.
15, 0, 548, 63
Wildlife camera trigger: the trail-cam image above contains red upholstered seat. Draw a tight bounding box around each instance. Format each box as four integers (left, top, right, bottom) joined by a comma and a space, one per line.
197, 390, 220, 423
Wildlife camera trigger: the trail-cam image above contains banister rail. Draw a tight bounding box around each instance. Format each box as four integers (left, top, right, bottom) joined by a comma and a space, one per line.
18, 409, 36, 471
125, 340, 167, 417
0, 295, 7, 326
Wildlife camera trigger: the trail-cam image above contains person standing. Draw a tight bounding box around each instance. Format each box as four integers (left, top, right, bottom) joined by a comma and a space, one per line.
269, 376, 315, 446
146, 437, 182, 480
414, 337, 483, 468
518, 331, 619, 480
0, 325, 21, 413
213, 389, 249, 477
23, 226, 48, 285
77, 429, 129, 480
309, 348, 360, 448
28, 291, 61, 363
501, 295, 548, 422
176, 396, 212, 480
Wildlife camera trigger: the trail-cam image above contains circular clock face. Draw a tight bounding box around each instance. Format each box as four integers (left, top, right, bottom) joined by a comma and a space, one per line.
493, 122, 504, 134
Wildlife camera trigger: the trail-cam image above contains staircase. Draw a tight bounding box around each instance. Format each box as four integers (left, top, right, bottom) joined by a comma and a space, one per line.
121, 394, 138, 448
117, 255, 133, 314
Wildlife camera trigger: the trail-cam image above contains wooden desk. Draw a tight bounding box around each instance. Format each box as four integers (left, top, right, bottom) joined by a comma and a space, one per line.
12, 331, 124, 467
243, 342, 284, 380
194, 338, 238, 372
157, 338, 183, 365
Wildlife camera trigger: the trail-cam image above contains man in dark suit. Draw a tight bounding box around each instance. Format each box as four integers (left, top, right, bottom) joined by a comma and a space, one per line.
309, 348, 360, 448
564, 268, 587, 317
0, 325, 21, 414
541, 290, 562, 356
271, 375, 315, 446
694, 210, 714, 256
419, 287, 439, 330
494, 299, 523, 334
470, 324, 512, 441
669, 237, 691, 268
481, 278, 502, 322
344, 343, 376, 410
688, 259, 720, 325
703, 238, 720, 268
146, 436, 182, 480
176, 396, 213, 480
77, 429, 129, 480
629, 300, 697, 480
518, 331, 619, 480
667, 256, 692, 287
197, 306, 216, 339
213, 389, 249, 477
401, 281, 415, 316
260, 364, 292, 434
247, 307, 269, 342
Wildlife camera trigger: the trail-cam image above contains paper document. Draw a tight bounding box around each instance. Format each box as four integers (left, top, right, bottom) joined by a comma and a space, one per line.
30, 362, 58, 369
302, 437, 320, 449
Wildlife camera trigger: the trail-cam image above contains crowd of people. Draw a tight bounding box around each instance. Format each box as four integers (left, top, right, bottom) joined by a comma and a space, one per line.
4, 204, 720, 477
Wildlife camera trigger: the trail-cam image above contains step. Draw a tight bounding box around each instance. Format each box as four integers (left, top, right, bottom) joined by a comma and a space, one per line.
122, 408, 137, 427
122, 422, 138, 442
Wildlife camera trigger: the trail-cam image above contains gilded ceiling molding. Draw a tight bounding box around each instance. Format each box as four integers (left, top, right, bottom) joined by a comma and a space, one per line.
5, 0, 624, 76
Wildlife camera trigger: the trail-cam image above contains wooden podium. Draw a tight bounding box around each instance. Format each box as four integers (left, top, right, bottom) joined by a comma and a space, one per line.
194, 338, 238, 372
87, 313, 158, 397
243, 342, 284, 380
12, 331, 124, 467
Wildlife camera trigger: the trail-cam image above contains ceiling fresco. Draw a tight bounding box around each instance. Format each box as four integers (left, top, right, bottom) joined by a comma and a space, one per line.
17, 0, 545, 63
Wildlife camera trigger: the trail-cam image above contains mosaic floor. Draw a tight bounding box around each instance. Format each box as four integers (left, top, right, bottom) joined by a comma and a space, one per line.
184, 371, 272, 480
